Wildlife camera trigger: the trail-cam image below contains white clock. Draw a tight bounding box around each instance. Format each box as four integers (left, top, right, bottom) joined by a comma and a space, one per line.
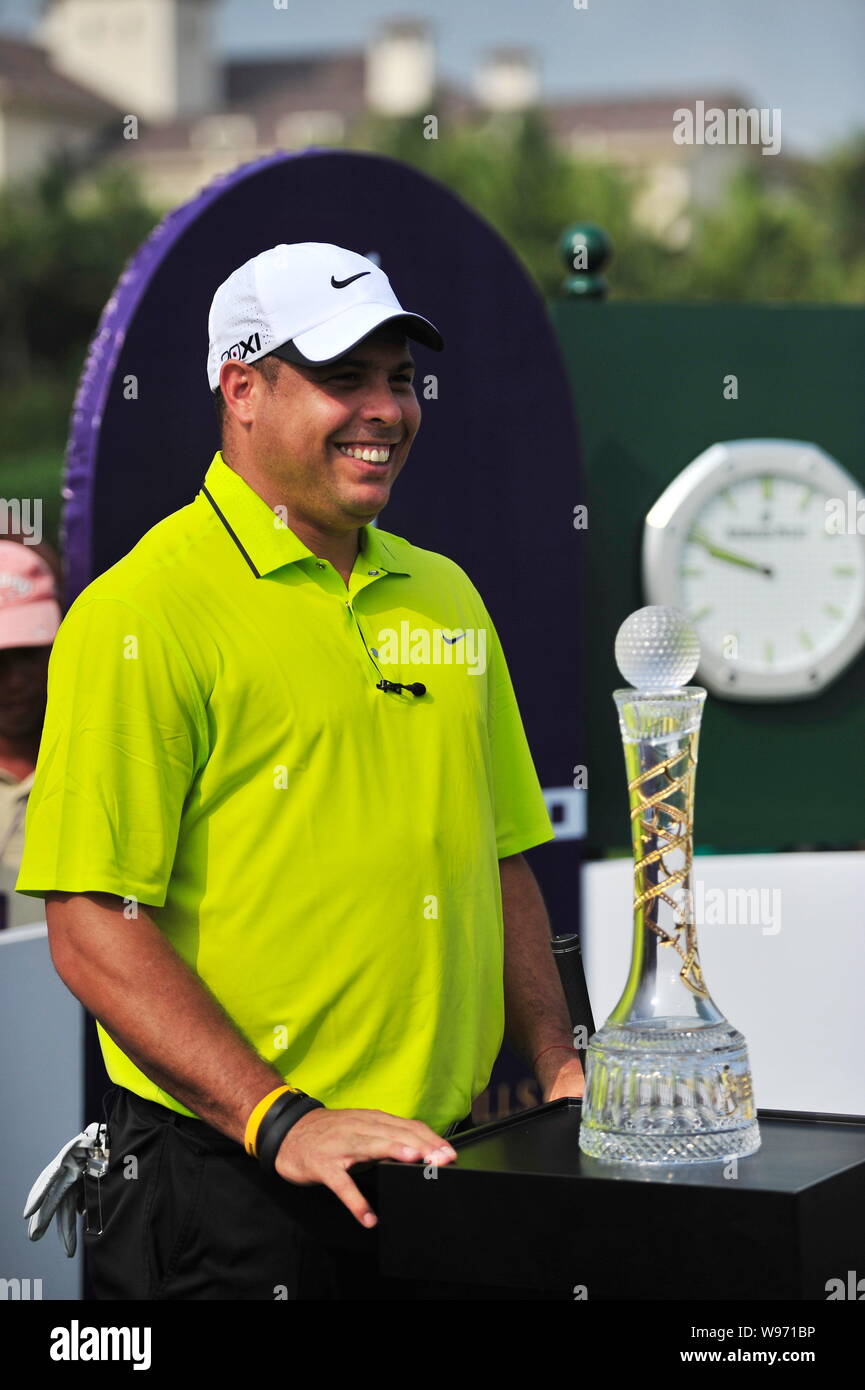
642, 439, 865, 701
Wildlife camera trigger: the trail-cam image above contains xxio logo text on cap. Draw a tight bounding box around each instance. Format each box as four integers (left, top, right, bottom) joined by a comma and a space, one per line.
220, 331, 261, 365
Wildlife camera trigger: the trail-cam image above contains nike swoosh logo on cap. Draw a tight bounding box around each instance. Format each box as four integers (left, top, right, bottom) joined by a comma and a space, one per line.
331, 272, 371, 289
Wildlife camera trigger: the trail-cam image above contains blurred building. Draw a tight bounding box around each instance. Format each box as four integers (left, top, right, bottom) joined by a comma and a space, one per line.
2, 1, 766, 243
545, 90, 759, 246
0, 32, 119, 185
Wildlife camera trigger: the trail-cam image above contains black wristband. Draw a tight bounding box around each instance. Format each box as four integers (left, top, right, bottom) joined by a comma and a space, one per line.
257, 1092, 324, 1175
255, 1088, 310, 1157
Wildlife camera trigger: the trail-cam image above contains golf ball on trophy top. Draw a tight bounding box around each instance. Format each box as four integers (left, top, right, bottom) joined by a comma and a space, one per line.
615, 606, 700, 689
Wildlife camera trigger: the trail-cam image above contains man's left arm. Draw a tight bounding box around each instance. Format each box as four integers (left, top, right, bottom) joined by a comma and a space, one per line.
500, 851, 585, 1101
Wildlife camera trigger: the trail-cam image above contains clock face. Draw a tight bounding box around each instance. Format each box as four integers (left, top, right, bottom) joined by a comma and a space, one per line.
643, 441, 865, 700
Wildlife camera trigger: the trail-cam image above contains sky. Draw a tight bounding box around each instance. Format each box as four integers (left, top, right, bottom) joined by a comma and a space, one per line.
3, 0, 863, 155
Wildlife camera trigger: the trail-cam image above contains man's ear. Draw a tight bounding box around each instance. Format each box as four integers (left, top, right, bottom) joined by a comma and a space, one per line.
219, 360, 259, 426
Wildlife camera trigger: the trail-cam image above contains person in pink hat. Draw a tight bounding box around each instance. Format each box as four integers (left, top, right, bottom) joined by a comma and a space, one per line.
0, 537, 62, 918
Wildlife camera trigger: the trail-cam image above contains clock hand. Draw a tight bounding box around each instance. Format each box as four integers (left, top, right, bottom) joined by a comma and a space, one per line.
689, 528, 774, 577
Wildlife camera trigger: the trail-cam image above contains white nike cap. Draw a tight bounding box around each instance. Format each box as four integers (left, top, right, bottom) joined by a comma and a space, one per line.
206, 242, 444, 391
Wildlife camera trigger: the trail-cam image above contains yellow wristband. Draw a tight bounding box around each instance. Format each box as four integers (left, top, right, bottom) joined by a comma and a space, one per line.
244, 1084, 300, 1157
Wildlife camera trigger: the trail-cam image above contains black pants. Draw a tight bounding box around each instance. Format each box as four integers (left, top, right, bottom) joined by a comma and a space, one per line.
84, 1087, 473, 1301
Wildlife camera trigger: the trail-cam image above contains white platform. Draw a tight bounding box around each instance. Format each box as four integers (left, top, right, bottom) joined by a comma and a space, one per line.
0, 924, 82, 1298
580, 852, 864, 1116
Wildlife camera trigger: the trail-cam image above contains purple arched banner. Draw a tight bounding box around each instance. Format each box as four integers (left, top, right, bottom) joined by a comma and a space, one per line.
65, 146, 587, 1135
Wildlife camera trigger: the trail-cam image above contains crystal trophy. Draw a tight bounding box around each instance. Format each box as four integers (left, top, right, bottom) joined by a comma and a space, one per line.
579, 606, 760, 1163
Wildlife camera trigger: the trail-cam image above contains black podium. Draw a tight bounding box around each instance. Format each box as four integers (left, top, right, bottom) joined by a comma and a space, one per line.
377, 1099, 865, 1300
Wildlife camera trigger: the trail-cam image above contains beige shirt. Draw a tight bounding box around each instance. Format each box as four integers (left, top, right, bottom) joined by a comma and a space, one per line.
0, 767, 41, 930
0, 765, 34, 870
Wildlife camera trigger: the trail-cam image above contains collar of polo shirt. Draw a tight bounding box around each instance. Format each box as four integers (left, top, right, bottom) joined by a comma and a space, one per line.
199, 451, 412, 580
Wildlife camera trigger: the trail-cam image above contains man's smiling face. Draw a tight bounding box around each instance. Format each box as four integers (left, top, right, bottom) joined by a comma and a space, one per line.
238, 323, 421, 534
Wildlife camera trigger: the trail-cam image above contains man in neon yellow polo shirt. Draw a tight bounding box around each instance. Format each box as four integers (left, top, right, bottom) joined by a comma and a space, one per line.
17, 242, 583, 1300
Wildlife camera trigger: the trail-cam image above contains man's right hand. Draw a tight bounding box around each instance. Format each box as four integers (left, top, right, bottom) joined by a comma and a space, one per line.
273, 1107, 458, 1228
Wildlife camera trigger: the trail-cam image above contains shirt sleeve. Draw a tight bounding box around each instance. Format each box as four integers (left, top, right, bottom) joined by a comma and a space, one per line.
15, 594, 207, 907
482, 602, 556, 859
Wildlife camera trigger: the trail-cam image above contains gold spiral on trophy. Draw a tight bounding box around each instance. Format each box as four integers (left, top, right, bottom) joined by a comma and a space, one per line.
627, 734, 708, 998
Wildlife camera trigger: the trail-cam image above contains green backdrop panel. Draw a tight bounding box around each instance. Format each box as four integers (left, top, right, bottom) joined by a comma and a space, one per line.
549, 302, 865, 852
